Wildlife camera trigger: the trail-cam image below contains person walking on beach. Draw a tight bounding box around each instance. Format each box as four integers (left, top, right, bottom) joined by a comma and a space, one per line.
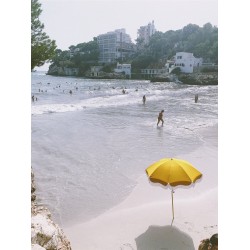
142, 95, 146, 104
157, 110, 164, 126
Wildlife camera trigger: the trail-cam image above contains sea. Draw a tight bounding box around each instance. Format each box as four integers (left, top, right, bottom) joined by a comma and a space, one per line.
31, 71, 218, 227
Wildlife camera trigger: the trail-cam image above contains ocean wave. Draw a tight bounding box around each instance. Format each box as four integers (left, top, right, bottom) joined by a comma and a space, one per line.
31, 94, 168, 115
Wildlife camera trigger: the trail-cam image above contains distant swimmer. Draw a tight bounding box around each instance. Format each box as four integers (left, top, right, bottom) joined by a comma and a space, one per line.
142, 95, 146, 104
69, 90, 72, 94
157, 110, 164, 126
122, 89, 126, 94
195, 94, 198, 103
32, 95, 35, 102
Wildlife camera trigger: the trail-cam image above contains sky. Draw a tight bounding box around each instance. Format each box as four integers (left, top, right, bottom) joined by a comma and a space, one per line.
37, 0, 218, 70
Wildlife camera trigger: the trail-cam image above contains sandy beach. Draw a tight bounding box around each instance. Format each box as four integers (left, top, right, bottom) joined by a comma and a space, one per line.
64, 125, 218, 250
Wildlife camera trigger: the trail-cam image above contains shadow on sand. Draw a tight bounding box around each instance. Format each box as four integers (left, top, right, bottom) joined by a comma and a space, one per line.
135, 225, 195, 250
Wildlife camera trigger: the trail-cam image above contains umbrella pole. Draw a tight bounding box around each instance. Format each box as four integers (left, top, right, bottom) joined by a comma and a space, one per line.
171, 189, 174, 226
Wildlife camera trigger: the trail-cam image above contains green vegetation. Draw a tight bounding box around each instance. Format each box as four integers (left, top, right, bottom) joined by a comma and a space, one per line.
48, 22, 217, 77
201, 66, 218, 73
131, 23, 218, 73
31, 0, 57, 70
170, 67, 181, 75
102, 63, 116, 73
49, 39, 99, 75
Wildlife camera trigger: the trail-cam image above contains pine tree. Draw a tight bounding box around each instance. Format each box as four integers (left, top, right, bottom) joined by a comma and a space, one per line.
31, 0, 56, 70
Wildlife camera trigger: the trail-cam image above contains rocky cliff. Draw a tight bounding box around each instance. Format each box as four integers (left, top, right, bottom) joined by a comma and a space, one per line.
31, 169, 72, 250
47, 65, 79, 76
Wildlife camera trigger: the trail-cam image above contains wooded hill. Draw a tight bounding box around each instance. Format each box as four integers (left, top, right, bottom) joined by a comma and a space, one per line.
48, 23, 218, 76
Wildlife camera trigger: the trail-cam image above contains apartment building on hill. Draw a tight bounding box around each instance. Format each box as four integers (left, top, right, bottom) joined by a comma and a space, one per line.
97, 29, 135, 63
137, 20, 156, 46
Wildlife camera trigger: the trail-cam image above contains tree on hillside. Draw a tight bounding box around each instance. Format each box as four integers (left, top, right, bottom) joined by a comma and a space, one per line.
31, 0, 57, 70
49, 39, 99, 76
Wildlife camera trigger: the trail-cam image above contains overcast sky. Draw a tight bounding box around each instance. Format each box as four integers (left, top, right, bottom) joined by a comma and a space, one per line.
37, 0, 218, 70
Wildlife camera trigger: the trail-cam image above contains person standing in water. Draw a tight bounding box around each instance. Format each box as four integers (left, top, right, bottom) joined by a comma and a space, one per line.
142, 95, 146, 104
195, 94, 198, 103
157, 110, 164, 126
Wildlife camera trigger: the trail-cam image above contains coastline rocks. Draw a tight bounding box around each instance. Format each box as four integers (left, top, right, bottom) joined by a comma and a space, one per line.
31, 169, 36, 202
85, 71, 128, 79
32, 244, 46, 250
31, 168, 72, 250
150, 76, 171, 82
177, 72, 218, 85
150, 73, 178, 83
47, 65, 79, 76
198, 233, 218, 250
149, 72, 218, 85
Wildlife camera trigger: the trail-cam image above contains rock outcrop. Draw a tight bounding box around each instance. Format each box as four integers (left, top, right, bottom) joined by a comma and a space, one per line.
198, 233, 218, 250
149, 72, 218, 85
47, 65, 79, 76
177, 72, 218, 85
31, 168, 72, 250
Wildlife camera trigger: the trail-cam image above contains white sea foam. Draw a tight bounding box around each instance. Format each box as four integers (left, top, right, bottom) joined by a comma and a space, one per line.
31, 94, 168, 115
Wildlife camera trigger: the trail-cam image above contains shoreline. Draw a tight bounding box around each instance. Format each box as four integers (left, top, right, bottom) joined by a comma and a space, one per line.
64, 124, 218, 249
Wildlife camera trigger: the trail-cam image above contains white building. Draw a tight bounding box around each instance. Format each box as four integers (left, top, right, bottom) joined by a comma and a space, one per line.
141, 67, 168, 79
137, 20, 156, 45
172, 52, 203, 73
114, 63, 131, 78
90, 66, 103, 77
97, 29, 135, 63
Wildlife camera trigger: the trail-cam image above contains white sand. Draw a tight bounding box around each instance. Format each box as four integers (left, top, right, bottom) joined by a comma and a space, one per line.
65, 126, 218, 250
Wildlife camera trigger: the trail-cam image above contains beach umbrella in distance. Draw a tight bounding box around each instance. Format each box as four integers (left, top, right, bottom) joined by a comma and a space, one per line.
145, 158, 202, 225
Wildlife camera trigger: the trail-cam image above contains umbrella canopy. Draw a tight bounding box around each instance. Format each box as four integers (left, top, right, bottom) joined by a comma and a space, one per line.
145, 158, 202, 224
146, 158, 202, 187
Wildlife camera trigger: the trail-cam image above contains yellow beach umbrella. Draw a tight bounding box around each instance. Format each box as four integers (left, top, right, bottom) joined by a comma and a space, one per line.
146, 158, 202, 224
